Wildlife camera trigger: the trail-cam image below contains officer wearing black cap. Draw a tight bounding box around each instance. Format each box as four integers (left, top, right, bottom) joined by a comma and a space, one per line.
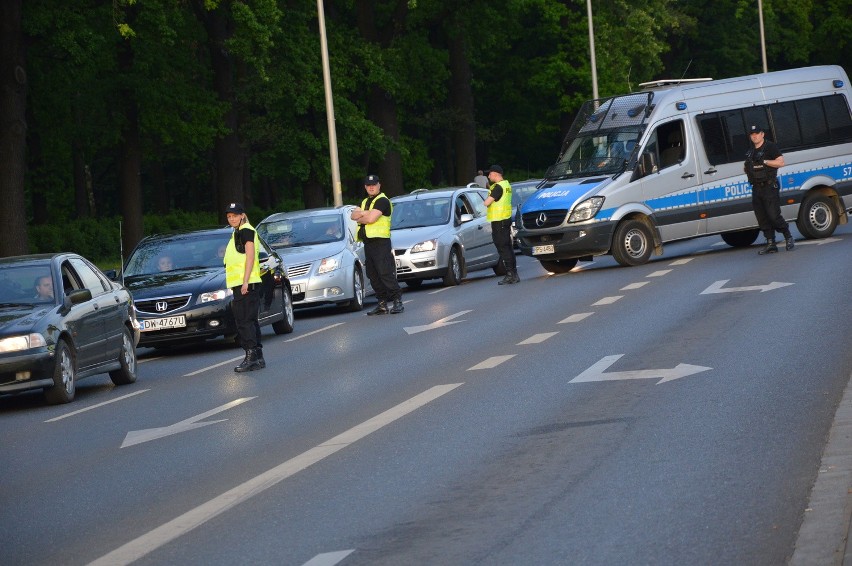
744, 124, 794, 254
224, 202, 265, 371
351, 174, 403, 315
483, 165, 519, 284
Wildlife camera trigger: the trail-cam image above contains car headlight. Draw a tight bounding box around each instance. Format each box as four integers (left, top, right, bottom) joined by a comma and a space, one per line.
411, 239, 438, 253
0, 333, 47, 353
317, 254, 342, 274
197, 288, 233, 304
568, 196, 605, 223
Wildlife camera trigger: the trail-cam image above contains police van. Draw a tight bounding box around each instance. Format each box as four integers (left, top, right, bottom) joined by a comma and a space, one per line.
516, 65, 852, 273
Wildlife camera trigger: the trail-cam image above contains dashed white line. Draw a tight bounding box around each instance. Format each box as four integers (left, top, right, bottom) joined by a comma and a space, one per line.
45, 390, 150, 423
518, 332, 558, 345
468, 355, 516, 370
302, 550, 355, 566
592, 296, 623, 306
88, 384, 463, 566
647, 270, 672, 277
285, 322, 346, 342
559, 312, 594, 324
669, 258, 694, 265
621, 282, 649, 290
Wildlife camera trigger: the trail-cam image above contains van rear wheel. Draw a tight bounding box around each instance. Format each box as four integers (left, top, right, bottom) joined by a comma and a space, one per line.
721, 229, 760, 248
797, 194, 838, 239
612, 219, 653, 266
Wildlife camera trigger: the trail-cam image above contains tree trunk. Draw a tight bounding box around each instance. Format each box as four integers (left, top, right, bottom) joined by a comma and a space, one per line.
448, 30, 477, 186
0, 0, 29, 256
118, 42, 144, 255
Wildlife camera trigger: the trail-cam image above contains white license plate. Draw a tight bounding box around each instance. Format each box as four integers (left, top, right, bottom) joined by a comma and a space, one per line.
291, 284, 301, 294
140, 315, 186, 332
532, 244, 555, 255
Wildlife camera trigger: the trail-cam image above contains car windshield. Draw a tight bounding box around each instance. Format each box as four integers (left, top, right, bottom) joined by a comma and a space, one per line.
258, 214, 344, 248
548, 128, 642, 179
391, 197, 452, 229
124, 233, 231, 276
0, 263, 54, 305
513, 183, 541, 205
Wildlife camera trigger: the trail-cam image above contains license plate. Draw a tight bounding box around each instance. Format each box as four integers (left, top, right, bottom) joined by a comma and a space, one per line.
139, 315, 186, 332
291, 284, 301, 294
395, 259, 401, 268
532, 244, 555, 255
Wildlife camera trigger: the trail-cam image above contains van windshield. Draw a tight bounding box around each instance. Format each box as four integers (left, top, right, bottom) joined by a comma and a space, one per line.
547, 127, 643, 180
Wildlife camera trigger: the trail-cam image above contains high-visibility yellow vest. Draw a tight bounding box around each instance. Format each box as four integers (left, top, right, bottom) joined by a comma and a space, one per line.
224, 222, 262, 288
487, 180, 513, 221
359, 193, 392, 239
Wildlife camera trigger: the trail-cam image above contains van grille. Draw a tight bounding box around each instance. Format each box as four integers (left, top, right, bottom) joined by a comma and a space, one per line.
521, 210, 568, 230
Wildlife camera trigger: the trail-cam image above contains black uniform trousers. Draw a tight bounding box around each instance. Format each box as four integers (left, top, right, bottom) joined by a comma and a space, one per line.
364, 238, 401, 303
751, 181, 790, 240
491, 219, 516, 272
231, 284, 261, 350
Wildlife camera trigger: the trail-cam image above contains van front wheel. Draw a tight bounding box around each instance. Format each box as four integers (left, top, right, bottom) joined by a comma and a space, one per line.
797, 194, 838, 239
612, 219, 653, 266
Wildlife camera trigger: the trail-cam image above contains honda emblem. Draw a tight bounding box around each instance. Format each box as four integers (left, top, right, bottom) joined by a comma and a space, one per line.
155, 301, 168, 312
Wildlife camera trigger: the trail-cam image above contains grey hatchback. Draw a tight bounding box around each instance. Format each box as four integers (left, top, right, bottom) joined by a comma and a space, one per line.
390, 187, 505, 287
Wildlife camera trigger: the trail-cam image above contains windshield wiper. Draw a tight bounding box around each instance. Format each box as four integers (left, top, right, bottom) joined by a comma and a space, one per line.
0, 302, 34, 308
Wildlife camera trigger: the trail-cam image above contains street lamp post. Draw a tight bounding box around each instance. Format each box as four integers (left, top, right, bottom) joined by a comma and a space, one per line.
317, 0, 343, 207
587, 0, 599, 101
758, 0, 768, 73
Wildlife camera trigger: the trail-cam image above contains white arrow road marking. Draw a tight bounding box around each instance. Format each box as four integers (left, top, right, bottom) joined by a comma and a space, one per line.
121, 397, 255, 448
700, 279, 794, 294
91, 384, 461, 566
795, 237, 841, 246
404, 310, 471, 335
302, 550, 355, 566
570, 354, 712, 385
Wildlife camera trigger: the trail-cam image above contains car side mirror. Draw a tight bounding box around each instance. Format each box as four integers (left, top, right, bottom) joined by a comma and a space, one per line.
61, 288, 93, 314
459, 213, 474, 224
103, 269, 119, 281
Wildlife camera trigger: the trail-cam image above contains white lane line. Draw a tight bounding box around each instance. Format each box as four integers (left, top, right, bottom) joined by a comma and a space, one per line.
468, 355, 515, 370
45, 390, 150, 423
592, 296, 623, 306
285, 322, 346, 342
137, 357, 163, 364
621, 282, 649, 290
303, 550, 356, 566
559, 312, 594, 324
518, 332, 558, 345
88, 383, 463, 566
669, 258, 694, 265
646, 269, 672, 277
429, 286, 454, 294
184, 356, 244, 377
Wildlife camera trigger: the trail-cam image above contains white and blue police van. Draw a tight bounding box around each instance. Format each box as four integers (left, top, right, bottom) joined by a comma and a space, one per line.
516, 65, 852, 273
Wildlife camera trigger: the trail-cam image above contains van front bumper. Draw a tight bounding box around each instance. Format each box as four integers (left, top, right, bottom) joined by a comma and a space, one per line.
517, 222, 614, 260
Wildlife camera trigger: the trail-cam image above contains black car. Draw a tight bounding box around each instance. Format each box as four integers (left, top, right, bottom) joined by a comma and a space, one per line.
511, 179, 544, 248
120, 227, 294, 348
0, 253, 139, 405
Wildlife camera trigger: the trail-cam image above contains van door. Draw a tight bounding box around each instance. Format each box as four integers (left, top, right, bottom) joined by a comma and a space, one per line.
634, 119, 704, 242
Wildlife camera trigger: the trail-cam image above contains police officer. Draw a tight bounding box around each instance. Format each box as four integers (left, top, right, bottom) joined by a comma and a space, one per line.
483, 165, 519, 284
744, 124, 794, 254
351, 174, 403, 315
224, 202, 265, 371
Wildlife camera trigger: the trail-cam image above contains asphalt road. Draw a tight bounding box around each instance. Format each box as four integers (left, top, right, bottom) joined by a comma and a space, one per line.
2, 224, 851, 566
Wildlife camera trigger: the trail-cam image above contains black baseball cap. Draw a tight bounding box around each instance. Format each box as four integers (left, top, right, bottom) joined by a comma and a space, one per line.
748, 124, 765, 134
225, 202, 245, 214
364, 174, 380, 185
484, 164, 504, 175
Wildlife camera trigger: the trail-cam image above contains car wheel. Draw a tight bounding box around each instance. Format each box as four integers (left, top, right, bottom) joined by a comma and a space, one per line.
442, 247, 462, 286
45, 339, 75, 405
721, 229, 760, 248
405, 279, 423, 289
611, 219, 653, 266
796, 194, 837, 239
539, 258, 578, 274
344, 268, 365, 312
272, 284, 295, 334
109, 327, 138, 385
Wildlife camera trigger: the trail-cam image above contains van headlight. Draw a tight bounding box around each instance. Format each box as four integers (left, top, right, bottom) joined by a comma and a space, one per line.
568, 197, 605, 223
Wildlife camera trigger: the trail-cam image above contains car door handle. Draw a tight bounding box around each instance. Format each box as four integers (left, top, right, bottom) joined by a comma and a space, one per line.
704, 167, 717, 175
681, 172, 695, 179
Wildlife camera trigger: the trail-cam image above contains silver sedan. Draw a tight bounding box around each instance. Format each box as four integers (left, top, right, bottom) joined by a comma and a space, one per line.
391, 187, 505, 287
258, 207, 372, 311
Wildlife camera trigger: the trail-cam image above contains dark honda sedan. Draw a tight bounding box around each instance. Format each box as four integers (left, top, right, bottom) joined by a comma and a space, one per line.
120, 227, 294, 348
0, 253, 139, 405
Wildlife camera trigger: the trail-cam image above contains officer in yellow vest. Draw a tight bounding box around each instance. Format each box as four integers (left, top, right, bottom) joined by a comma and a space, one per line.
224, 202, 265, 371
351, 174, 403, 315
483, 165, 519, 284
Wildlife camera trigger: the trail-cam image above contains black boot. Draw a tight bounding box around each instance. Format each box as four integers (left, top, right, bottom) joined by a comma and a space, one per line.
509, 270, 520, 284
254, 347, 265, 369
390, 298, 404, 314
235, 349, 262, 372
758, 239, 778, 255
498, 270, 520, 285
784, 233, 795, 251
367, 301, 388, 316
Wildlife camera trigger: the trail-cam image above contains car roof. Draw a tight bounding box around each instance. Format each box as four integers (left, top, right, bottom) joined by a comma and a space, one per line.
135, 227, 232, 245
0, 253, 80, 267
260, 206, 353, 224
391, 186, 482, 203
